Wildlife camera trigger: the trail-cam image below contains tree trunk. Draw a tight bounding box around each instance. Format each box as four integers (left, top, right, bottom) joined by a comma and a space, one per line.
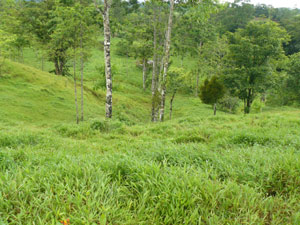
20, 48, 24, 63
80, 23, 84, 122
195, 72, 199, 97
41, 54, 44, 71
159, 0, 174, 122
244, 88, 252, 114
142, 58, 147, 91
73, 53, 79, 124
103, 0, 112, 118
169, 90, 176, 120
151, 7, 158, 122
213, 103, 217, 115
55, 59, 60, 75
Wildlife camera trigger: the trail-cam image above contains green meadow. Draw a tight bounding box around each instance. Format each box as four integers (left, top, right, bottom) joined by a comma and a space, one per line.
0, 44, 300, 224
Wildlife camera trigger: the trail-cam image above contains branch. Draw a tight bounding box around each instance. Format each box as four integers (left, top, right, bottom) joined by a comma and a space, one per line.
93, 0, 103, 15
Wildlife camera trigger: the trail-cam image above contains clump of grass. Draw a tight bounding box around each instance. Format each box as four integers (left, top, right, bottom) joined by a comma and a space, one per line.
231, 133, 275, 146
0, 132, 41, 148
174, 135, 206, 144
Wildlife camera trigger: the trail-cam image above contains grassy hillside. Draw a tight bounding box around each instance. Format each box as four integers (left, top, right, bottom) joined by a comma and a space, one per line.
1, 50, 300, 224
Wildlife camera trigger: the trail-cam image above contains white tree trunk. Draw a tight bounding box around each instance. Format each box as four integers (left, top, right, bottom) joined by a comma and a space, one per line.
94, 0, 112, 118
159, 0, 174, 122
103, 1, 112, 118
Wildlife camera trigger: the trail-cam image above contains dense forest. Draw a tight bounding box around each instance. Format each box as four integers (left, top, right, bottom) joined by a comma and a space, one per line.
1, 0, 300, 224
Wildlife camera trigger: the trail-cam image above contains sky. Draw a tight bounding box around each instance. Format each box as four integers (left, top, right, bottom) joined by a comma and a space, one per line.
222, 0, 299, 9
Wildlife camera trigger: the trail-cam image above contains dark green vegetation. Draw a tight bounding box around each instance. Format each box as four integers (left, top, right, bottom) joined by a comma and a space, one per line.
1, 0, 300, 224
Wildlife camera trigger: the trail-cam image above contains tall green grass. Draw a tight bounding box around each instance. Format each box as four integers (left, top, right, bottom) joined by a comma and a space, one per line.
1, 110, 300, 224
1, 40, 300, 224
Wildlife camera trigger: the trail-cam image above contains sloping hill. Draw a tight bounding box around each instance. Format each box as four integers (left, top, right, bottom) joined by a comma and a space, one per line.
0, 59, 152, 125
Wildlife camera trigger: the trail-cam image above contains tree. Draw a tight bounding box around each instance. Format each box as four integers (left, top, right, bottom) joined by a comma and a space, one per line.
159, 0, 175, 122
0, 0, 16, 75
223, 20, 289, 114
94, 0, 113, 118
0, 29, 15, 75
215, 0, 255, 34
286, 52, 300, 103
199, 76, 225, 115
166, 67, 184, 120
19, 0, 73, 75
124, 11, 153, 91
282, 15, 300, 55
146, 0, 169, 122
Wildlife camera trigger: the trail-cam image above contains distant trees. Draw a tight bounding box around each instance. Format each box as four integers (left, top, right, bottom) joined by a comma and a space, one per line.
126, 12, 153, 91
199, 76, 225, 115
223, 20, 289, 114
286, 52, 300, 102
0, 0, 16, 75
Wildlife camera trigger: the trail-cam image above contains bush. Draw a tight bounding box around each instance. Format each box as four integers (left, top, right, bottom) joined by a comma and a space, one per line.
251, 98, 265, 113
90, 119, 123, 133
93, 64, 118, 91
218, 95, 241, 113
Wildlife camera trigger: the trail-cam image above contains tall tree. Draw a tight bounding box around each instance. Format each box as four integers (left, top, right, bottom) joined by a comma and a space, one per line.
159, 0, 174, 122
166, 67, 184, 120
223, 20, 289, 114
147, 0, 169, 122
286, 52, 300, 103
94, 0, 113, 118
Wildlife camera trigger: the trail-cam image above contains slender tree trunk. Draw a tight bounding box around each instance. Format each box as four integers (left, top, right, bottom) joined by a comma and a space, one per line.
142, 58, 147, 91
55, 59, 59, 75
195, 71, 199, 97
41, 54, 44, 71
74, 52, 79, 124
102, 0, 112, 118
80, 23, 84, 122
244, 88, 252, 114
159, 0, 174, 122
169, 90, 176, 120
213, 103, 217, 115
195, 42, 202, 97
151, 7, 158, 122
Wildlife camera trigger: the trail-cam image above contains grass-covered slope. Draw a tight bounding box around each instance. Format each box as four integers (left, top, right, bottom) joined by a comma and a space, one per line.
0, 59, 152, 126
1, 53, 300, 224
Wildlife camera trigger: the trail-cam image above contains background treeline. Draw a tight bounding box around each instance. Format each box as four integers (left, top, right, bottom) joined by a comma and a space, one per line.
1, 0, 300, 120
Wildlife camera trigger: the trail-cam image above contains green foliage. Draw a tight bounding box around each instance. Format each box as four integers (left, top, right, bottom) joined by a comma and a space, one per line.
93, 64, 119, 90
200, 76, 225, 105
166, 67, 185, 93
216, 1, 255, 34
224, 20, 289, 113
286, 52, 300, 103
217, 94, 241, 113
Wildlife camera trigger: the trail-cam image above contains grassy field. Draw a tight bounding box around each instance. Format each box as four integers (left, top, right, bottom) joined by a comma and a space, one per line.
0, 45, 300, 224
